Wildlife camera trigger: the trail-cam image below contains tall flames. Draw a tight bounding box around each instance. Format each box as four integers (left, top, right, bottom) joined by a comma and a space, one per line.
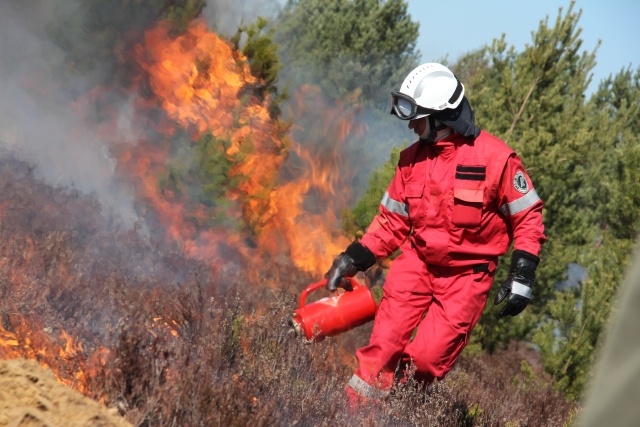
118, 20, 358, 274
1, 17, 365, 395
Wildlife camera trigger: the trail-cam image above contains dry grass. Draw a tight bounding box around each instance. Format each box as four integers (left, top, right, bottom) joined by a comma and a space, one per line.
0, 155, 578, 426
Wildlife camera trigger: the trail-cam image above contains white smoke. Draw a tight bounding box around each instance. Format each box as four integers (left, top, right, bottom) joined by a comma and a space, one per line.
0, 1, 141, 226
202, 0, 282, 36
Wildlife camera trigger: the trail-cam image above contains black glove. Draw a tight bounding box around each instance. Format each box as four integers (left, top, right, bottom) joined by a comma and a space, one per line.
494, 250, 540, 317
325, 241, 376, 292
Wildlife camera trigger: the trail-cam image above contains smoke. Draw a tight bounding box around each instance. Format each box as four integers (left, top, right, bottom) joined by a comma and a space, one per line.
203, 0, 282, 36
262, 1, 415, 197
0, 0, 139, 226
0, 0, 283, 230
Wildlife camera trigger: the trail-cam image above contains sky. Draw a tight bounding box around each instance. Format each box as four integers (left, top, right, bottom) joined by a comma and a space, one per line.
406, 0, 640, 95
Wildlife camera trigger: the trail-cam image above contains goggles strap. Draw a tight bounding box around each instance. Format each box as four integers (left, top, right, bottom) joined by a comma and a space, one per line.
448, 77, 463, 104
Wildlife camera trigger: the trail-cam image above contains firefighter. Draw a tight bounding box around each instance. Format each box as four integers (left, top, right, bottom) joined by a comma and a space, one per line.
324, 63, 546, 402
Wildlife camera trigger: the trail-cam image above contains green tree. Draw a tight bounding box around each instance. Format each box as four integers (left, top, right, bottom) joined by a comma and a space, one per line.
460, 2, 600, 352
274, 0, 420, 108
531, 65, 640, 399
533, 239, 631, 400
589, 67, 640, 241
231, 17, 288, 118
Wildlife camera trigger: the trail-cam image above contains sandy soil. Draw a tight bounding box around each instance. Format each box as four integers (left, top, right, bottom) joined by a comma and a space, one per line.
0, 358, 131, 427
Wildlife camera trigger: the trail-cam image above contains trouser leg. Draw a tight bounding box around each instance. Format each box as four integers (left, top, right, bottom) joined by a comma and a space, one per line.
402, 264, 495, 383
349, 246, 432, 397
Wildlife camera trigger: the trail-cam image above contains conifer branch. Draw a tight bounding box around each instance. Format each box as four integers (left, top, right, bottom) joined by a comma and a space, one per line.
507, 77, 539, 137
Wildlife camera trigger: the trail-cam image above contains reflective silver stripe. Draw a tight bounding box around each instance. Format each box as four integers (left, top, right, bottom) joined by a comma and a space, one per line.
347, 374, 390, 400
511, 281, 533, 299
499, 189, 541, 216
381, 191, 409, 217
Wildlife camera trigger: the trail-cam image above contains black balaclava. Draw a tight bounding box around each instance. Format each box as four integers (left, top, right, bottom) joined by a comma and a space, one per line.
433, 96, 481, 139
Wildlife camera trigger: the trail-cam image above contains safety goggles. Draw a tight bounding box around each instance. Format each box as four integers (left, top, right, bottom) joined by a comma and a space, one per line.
390, 92, 438, 120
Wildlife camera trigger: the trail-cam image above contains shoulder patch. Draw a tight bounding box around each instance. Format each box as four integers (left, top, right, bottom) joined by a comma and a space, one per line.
513, 171, 529, 193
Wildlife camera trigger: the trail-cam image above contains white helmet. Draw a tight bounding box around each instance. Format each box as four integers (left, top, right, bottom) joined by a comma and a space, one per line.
390, 63, 464, 120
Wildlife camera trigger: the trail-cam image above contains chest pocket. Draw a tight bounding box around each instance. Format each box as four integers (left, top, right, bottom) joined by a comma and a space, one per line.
452, 164, 486, 227
405, 181, 425, 227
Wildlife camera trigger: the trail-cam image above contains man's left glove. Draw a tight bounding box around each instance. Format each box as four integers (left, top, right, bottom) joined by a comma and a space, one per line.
325, 241, 376, 292
494, 250, 540, 317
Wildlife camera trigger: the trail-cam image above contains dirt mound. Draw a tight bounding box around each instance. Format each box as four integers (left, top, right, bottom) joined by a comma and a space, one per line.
0, 358, 130, 427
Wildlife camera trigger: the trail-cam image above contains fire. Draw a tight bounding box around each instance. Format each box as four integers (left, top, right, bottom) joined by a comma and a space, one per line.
131, 20, 287, 226
150, 317, 180, 338
0, 320, 108, 396
111, 20, 286, 264
1, 13, 367, 403
135, 21, 260, 137
118, 19, 363, 275
257, 85, 364, 273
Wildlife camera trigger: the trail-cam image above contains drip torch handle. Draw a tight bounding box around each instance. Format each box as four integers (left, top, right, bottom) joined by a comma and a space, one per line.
298, 279, 327, 308
298, 278, 359, 308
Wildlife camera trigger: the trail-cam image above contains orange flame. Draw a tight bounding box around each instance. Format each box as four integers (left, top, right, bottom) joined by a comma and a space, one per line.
132, 20, 287, 228
120, 20, 364, 275
257, 85, 365, 273
0, 321, 109, 396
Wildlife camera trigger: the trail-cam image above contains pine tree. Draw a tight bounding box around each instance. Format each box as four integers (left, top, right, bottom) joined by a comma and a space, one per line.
273, 0, 420, 108
531, 65, 640, 399
231, 17, 288, 118
457, 2, 640, 398
460, 2, 600, 351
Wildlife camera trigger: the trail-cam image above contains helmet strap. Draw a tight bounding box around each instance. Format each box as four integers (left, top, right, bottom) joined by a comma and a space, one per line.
420, 117, 450, 144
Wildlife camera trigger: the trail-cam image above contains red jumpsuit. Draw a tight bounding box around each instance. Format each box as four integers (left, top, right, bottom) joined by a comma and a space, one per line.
349, 130, 546, 399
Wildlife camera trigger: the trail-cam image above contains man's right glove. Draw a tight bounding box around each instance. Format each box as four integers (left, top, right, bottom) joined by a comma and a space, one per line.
494, 250, 540, 317
325, 241, 376, 292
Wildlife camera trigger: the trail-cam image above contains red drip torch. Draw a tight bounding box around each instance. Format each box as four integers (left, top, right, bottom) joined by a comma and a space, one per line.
290, 277, 378, 342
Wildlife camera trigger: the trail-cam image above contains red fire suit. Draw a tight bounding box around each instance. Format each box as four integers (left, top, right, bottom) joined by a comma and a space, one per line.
349, 130, 546, 399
